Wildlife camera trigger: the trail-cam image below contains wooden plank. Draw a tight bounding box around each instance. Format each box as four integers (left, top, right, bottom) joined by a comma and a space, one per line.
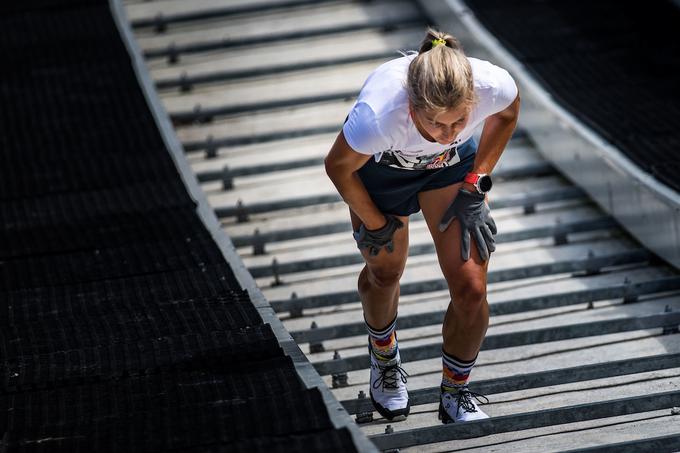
361, 367, 680, 435
185, 132, 337, 165
282, 264, 674, 333
187, 137, 540, 188
406, 409, 680, 452
290, 276, 680, 343
311, 293, 679, 366
206, 173, 572, 213
127, 0, 304, 22
313, 307, 680, 375
328, 330, 680, 402
560, 432, 680, 453
241, 205, 605, 269
134, 0, 420, 49
161, 60, 379, 112
174, 100, 353, 143
260, 235, 640, 302
369, 389, 680, 450
341, 352, 680, 414
149, 28, 424, 80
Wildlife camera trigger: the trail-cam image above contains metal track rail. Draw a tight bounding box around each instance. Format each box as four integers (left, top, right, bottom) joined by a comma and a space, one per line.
293, 276, 680, 344
250, 217, 618, 278
270, 249, 653, 313
131, 0, 342, 30
562, 433, 680, 453
342, 352, 680, 414
215, 185, 587, 221
370, 390, 680, 450
125, 0, 680, 450
314, 311, 680, 375
156, 51, 399, 90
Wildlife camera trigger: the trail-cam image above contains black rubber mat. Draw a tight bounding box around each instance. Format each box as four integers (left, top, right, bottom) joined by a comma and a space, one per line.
0, 0, 358, 451
0, 235, 228, 290
1, 266, 248, 333
1, 208, 209, 259
0, 152, 183, 201
465, 0, 680, 192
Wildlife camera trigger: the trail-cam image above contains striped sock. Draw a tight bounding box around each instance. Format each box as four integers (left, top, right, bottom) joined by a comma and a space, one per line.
441, 350, 477, 393
366, 316, 398, 361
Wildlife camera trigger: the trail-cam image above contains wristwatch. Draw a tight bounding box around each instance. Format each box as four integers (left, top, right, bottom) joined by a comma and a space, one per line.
464, 172, 493, 194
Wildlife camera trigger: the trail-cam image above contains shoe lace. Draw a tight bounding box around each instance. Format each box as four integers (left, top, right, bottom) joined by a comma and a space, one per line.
373, 361, 409, 390
455, 387, 489, 415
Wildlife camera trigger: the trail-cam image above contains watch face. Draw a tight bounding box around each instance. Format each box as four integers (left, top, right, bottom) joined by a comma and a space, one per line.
479, 175, 493, 192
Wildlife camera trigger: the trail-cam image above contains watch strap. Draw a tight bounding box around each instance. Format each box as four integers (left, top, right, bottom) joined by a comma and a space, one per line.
464, 172, 480, 185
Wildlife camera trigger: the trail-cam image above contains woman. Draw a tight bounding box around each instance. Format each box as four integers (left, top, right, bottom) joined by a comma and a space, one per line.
324, 29, 519, 423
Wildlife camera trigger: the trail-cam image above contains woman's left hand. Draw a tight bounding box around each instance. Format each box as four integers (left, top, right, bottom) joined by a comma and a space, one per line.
438, 189, 497, 261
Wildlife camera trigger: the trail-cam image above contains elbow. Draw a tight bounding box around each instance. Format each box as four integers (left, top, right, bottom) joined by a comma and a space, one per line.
324, 154, 333, 176
325, 156, 356, 189
324, 155, 339, 183
498, 99, 520, 124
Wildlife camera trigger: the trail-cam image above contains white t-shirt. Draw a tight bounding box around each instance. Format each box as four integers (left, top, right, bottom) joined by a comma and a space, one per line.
343, 55, 517, 168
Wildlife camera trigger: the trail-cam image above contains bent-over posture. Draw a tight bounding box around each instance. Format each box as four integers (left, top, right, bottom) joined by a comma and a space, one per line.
325, 30, 520, 423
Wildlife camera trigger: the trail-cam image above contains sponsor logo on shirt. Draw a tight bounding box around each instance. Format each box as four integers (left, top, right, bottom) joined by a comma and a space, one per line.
379, 146, 462, 170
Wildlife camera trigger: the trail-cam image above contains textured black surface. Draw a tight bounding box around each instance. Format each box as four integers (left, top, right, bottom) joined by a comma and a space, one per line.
0, 1, 358, 451
465, 0, 680, 192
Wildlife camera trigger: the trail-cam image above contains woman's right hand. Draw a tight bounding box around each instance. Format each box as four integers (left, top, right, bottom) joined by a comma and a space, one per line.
353, 215, 404, 256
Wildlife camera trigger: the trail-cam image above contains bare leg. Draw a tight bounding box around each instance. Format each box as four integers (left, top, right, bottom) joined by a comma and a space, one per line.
418, 183, 491, 423
350, 209, 410, 330
350, 209, 411, 421
417, 184, 489, 361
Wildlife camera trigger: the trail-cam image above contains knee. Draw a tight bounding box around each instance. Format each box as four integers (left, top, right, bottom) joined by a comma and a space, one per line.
364, 266, 403, 289
452, 279, 487, 313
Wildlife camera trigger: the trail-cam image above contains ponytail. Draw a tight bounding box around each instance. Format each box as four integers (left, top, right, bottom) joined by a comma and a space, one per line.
407, 29, 477, 114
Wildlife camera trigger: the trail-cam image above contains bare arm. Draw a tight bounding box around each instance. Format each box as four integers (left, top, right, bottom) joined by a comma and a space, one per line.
462, 93, 521, 192
324, 131, 386, 230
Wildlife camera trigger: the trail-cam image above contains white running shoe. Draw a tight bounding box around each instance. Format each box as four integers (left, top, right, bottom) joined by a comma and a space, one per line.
439, 386, 489, 423
369, 348, 410, 421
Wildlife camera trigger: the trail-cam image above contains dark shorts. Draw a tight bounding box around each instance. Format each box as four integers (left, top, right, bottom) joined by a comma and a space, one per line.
357, 139, 477, 216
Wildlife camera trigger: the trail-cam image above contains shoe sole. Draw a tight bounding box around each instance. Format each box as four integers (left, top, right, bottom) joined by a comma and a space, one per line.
370, 391, 410, 421
438, 401, 489, 424
438, 401, 454, 424
367, 343, 409, 421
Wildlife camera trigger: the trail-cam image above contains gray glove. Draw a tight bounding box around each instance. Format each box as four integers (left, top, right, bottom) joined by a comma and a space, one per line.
438, 189, 497, 261
353, 215, 404, 256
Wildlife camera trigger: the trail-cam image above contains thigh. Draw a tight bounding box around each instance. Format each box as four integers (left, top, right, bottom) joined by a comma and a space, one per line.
417, 184, 488, 292
350, 209, 410, 271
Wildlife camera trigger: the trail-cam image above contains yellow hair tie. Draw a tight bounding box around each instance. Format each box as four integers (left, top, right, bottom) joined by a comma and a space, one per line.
431, 38, 447, 47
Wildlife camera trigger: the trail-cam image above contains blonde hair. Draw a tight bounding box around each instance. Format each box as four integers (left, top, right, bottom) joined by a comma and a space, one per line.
406, 29, 477, 115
